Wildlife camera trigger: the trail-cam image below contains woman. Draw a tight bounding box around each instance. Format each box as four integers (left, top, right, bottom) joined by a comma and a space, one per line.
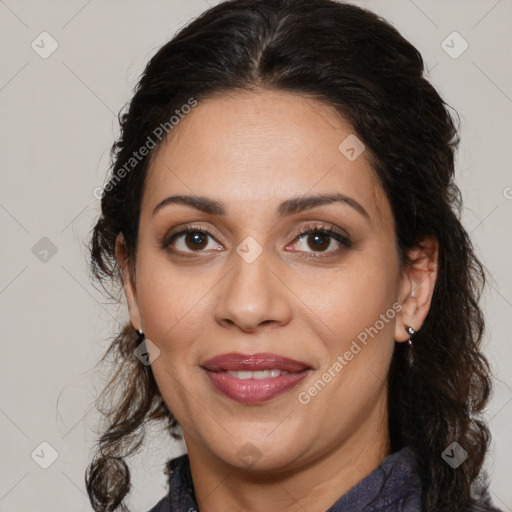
86, 0, 502, 510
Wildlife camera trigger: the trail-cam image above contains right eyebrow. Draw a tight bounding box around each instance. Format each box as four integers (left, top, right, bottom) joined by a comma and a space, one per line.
152, 195, 226, 217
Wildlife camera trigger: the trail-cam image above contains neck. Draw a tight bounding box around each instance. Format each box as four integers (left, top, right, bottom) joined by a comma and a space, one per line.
185, 400, 390, 512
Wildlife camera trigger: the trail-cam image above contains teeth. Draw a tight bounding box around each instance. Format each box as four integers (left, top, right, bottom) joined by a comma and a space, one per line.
253, 370, 270, 380
226, 369, 289, 379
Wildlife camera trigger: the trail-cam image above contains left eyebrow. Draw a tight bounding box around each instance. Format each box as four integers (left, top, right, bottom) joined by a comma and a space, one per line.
152, 192, 369, 219
277, 192, 369, 218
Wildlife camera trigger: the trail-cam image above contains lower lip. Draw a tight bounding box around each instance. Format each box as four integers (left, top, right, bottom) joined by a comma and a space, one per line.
204, 370, 309, 404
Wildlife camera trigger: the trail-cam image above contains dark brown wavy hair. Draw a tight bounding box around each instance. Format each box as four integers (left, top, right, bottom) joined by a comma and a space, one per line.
86, 1, 496, 510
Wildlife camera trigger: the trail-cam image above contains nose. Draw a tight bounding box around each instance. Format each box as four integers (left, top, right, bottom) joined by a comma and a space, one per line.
214, 250, 293, 333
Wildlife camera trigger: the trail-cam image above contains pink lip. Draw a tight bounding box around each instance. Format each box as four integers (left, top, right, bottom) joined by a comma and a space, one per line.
202, 352, 310, 372
202, 352, 311, 404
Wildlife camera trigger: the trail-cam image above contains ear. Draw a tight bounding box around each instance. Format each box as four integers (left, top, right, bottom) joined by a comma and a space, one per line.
395, 236, 438, 342
115, 233, 142, 331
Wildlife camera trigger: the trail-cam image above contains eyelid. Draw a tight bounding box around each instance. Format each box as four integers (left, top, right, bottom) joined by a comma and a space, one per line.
162, 223, 223, 251
288, 222, 350, 242
285, 222, 352, 255
163, 222, 221, 242
162, 221, 352, 256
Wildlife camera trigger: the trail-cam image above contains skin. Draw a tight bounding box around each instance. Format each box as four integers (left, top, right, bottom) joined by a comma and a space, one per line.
116, 89, 438, 512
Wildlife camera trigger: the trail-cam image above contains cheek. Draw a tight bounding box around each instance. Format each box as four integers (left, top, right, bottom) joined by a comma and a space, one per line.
135, 255, 213, 423
292, 248, 400, 416
134, 251, 215, 357
295, 262, 398, 436
293, 248, 400, 348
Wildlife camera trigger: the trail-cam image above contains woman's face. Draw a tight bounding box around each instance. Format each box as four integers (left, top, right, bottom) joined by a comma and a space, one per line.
120, 90, 422, 473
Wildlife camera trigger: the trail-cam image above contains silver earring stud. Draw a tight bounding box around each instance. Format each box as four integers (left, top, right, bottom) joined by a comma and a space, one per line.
405, 325, 416, 336
137, 328, 144, 338
405, 325, 416, 346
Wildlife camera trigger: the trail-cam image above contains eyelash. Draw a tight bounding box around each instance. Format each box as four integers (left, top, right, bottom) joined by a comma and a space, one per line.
162, 222, 352, 258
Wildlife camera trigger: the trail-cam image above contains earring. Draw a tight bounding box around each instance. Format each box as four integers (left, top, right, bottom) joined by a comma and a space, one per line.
405, 325, 416, 346
137, 328, 145, 338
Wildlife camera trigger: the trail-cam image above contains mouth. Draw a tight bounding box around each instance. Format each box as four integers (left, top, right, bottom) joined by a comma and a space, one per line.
201, 352, 312, 404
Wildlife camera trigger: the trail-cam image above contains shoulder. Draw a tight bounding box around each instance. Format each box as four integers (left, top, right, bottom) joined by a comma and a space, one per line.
145, 453, 196, 512
366, 446, 422, 512
326, 447, 422, 512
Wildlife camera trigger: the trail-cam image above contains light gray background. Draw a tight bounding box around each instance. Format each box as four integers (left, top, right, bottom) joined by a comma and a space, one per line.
0, 0, 511, 510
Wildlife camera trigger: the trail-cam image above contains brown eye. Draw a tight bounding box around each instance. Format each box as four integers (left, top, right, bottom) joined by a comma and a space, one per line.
288, 226, 352, 256
306, 232, 331, 252
164, 227, 223, 255
184, 231, 208, 250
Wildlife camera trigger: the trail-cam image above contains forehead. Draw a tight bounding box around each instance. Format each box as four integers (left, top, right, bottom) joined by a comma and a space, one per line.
143, 89, 392, 228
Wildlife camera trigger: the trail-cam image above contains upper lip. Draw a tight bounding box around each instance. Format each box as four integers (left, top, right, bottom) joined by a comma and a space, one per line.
202, 352, 310, 372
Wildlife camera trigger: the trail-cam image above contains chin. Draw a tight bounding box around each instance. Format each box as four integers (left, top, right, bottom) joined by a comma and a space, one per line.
208, 434, 307, 474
